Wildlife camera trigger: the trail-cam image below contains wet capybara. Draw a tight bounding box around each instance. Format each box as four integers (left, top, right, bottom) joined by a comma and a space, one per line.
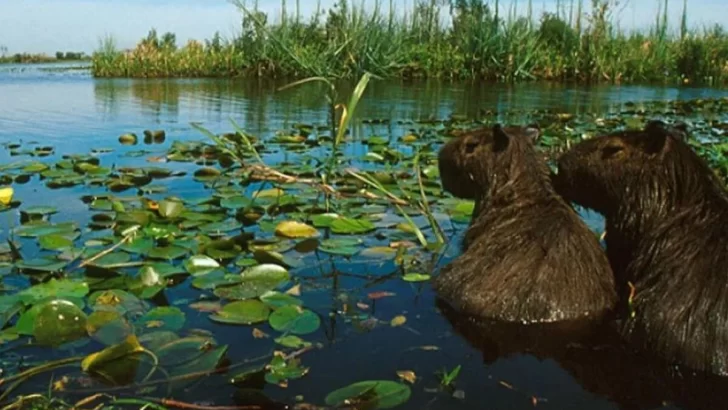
553, 119, 728, 377
434, 124, 617, 323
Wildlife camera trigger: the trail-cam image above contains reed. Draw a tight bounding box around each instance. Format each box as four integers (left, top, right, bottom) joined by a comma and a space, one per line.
91, 0, 728, 86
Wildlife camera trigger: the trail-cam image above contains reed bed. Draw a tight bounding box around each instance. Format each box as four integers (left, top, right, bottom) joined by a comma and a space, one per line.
91, 0, 728, 86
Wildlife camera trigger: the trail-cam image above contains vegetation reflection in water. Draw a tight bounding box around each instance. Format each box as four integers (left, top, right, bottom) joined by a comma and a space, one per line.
2, 73, 728, 410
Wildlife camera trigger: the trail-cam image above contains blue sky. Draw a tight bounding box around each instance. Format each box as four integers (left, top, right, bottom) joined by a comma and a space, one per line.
0, 0, 723, 55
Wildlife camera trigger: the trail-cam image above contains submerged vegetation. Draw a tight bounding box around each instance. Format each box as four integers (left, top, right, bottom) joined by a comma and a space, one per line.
92, 0, 728, 85
1, 61, 728, 407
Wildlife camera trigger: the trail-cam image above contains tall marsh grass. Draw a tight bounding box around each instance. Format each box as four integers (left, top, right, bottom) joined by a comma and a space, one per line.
91, 0, 728, 86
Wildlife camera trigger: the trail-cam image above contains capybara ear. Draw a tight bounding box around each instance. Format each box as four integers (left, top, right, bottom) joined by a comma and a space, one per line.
524, 124, 541, 144
642, 119, 674, 155
492, 123, 510, 152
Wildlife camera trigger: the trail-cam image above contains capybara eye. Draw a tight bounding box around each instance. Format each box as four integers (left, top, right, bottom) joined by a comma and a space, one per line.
602, 145, 624, 159
465, 141, 479, 154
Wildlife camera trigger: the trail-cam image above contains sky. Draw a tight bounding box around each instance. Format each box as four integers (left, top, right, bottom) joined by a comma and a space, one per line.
0, 0, 724, 55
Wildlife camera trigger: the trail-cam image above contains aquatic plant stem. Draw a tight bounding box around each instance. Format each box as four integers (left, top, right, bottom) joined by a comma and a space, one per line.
0, 356, 84, 403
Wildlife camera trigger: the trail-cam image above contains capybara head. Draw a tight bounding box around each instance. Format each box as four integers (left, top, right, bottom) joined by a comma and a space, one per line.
438, 124, 541, 200
553, 120, 695, 215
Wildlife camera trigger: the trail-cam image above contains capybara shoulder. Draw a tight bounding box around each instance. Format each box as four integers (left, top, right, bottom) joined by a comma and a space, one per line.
434, 124, 617, 324
553, 119, 728, 376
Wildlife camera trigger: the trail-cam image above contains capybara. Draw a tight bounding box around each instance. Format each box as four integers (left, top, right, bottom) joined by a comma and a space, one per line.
553, 119, 728, 377
434, 124, 617, 323
437, 298, 728, 410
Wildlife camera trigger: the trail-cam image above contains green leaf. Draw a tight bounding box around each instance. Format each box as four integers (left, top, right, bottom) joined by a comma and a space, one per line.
274, 335, 311, 349
81, 334, 144, 373
275, 221, 319, 239
402, 273, 431, 282
209, 300, 271, 325
137, 306, 186, 332
33, 299, 89, 346
269, 305, 320, 335
325, 380, 412, 409
330, 217, 376, 234
38, 234, 74, 251
158, 199, 185, 219
184, 254, 221, 276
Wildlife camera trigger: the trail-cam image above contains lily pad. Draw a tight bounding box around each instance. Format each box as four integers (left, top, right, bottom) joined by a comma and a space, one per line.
184, 254, 221, 276
330, 217, 376, 234
137, 306, 186, 332
275, 221, 319, 239
269, 305, 320, 335
33, 299, 89, 346
209, 300, 271, 325
325, 380, 412, 409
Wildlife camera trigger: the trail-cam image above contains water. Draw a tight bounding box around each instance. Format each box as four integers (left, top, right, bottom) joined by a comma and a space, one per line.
2, 62, 728, 410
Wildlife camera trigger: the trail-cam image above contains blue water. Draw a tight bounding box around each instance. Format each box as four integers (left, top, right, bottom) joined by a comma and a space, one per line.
2, 62, 728, 409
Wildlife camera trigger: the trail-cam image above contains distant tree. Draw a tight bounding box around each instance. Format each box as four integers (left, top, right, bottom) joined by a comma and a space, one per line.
55, 51, 64, 60
206, 31, 223, 52
161, 32, 177, 51
0, 45, 7, 57
141, 29, 160, 49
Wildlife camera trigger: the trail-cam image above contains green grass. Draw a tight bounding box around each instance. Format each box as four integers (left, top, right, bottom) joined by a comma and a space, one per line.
92, 0, 726, 85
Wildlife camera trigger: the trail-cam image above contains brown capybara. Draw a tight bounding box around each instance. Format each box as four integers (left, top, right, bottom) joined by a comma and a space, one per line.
553, 119, 728, 377
434, 124, 617, 324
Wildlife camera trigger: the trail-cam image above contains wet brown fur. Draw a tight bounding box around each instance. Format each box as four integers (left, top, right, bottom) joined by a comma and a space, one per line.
553, 119, 728, 376
434, 124, 617, 323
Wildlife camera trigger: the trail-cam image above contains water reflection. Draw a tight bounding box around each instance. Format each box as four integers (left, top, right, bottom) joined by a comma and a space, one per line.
438, 298, 728, 410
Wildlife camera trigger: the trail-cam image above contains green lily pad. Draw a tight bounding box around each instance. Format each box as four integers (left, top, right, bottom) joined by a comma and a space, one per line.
22, 206, 58, 216
275, 221, 319, 239
148, 245, 188, 260
330, 217, 376, 234
137, 306, 185, 332
269, 305, 320, 335
38, 234, 74, 251
184, 254, 221, 276
274, 335, 312, 349
209, 300, 271, 325
158, 199, 185, 219
33, 299, 89, 346
260, 291, 303, 309
402, 273, 431, 282
325, 380, 412, 409
18, 278, 89, 305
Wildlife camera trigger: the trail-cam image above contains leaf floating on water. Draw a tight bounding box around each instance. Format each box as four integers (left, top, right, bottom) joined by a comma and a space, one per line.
184, 254, 221, 276
402, 273, 431, 282
252, 328, 269, 339
209, 300, 271, 325
81, 334, 144, 376
157, 199, 185, 219
118, 133, 138, 145
285, 284, 301, 296
0, 186, 12, 206
325, 380, 412, 409
274, 220, 319, 239
368, 291, 396, 300
269, 305, 320, 335
274, 335, 311, 349
330, 217, 376, 234
33, 299, 89, 346
390, 315, 407, 327
137, 306, 186, 332
396, 370, 417, 384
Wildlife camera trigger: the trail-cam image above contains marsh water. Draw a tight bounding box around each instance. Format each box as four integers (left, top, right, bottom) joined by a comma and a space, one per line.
2, 62, 728, 410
